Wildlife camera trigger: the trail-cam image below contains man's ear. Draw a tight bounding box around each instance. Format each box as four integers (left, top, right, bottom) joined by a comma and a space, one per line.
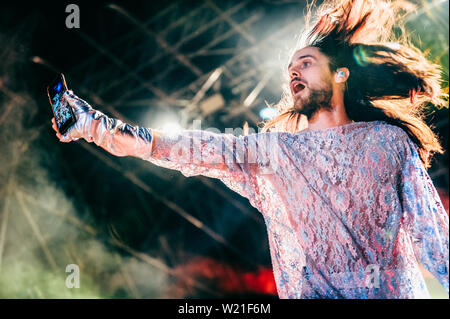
334, 67, 350, 83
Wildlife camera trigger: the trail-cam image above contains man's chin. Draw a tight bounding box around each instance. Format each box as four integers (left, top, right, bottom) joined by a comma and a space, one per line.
293, 98, 309, 112
293, 100, 322, 119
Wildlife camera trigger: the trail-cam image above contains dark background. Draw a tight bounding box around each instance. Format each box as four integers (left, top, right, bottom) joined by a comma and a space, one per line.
0, 0, 448, 298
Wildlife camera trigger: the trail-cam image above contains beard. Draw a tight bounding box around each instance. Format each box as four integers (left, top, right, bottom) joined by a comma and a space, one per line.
293, 84, 333, 119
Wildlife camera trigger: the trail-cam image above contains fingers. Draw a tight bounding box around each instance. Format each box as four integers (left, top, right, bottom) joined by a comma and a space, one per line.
51, 117, 57, 131
52, 90, 90, 143
63, 90, 91, 115
64, 90, 87, 103
60, 132, 75, 143
51, 117, 62, 138
58, 129, 76, 143
51, 117, 73, 142
51, 117, 63, 140
51, 117, 59, 136
62, 90, 78, 114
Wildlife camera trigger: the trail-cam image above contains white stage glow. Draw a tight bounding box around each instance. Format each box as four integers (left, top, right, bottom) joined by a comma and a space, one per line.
161, 121, 183, 137
259, 107, 278, 120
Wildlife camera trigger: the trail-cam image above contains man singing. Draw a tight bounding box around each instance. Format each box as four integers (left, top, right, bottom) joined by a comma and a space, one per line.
51, 0, 448, 298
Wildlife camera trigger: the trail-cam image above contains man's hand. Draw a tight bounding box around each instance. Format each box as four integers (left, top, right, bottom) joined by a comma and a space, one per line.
51, 90, 96, 143
50, 90, 154, 159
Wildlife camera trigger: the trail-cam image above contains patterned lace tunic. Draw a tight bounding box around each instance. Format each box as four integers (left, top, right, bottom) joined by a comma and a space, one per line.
138, 120, 448, 298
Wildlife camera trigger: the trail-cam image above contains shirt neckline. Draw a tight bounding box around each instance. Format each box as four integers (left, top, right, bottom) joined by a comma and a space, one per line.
293, 120, 387, 136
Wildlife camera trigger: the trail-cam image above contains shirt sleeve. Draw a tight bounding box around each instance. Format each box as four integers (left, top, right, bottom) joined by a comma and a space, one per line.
144, 129, 279, 211
398, 137, 449, 293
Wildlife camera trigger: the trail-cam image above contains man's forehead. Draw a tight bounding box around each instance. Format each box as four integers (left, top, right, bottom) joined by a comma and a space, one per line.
290, 46, 322, 62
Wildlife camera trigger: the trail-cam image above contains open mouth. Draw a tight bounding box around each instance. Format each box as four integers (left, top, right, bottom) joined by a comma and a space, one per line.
291, 80, 306, 95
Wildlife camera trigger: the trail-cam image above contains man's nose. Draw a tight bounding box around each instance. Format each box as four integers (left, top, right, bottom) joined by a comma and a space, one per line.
289, 68, 300, 79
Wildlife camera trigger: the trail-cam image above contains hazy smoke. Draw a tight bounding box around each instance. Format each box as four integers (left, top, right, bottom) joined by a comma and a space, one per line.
0, 30, 171, 298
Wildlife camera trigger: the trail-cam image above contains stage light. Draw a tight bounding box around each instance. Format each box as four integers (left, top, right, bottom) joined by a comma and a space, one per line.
259, 107, 278, 120
161, 121, 183, 137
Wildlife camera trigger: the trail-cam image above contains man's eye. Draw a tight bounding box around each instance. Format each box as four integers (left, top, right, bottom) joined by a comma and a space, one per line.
301, 61, 311, 68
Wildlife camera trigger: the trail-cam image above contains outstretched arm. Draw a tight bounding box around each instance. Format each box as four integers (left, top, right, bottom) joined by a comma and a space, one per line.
398, 137, 449, 293
52, 91, 278, 209
52, 91, 155, 159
